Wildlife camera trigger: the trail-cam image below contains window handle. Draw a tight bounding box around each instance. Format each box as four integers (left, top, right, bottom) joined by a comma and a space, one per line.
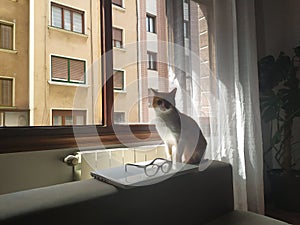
63, 153, 80, 166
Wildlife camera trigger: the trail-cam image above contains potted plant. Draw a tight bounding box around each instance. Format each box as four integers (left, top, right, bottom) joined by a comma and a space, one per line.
258, 45, 300, 211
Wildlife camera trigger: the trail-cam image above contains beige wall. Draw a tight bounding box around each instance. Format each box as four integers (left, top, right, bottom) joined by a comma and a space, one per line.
0, 0, 29, 110
112, 0, 139, 123
33, 0, 102, 126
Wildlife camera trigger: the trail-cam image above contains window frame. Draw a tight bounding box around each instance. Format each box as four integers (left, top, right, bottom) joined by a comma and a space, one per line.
0, 20, 15, 51
112, 0, 123, 8
50, 2, 85, 34
0, 0, 161, 154
146, 14, 156, 33
147, 51, 157, 71
112, 27, 123, 48
52, 109, 87, 126
0, 76, 14, 107
113, 69, 125, 91
50, 55, 86, 85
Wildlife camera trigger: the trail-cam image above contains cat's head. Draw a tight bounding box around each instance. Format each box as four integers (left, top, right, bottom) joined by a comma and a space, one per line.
150, 88, 177, 113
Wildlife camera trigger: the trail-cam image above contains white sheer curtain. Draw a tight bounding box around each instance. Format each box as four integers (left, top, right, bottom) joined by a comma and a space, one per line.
201, 0, 264, 213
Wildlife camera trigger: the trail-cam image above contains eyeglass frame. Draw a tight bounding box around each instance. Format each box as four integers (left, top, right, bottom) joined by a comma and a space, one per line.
125, 158, 172, 177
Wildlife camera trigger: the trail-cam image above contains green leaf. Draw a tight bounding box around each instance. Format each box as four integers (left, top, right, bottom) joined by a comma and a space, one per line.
271, 130, 282, 145
262, 106, 277, 122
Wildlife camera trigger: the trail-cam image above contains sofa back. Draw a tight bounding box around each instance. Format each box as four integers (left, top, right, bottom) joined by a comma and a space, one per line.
0, 160, 233, 225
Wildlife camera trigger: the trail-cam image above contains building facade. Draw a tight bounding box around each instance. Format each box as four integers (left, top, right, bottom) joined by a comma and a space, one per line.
0, 0, 30, 126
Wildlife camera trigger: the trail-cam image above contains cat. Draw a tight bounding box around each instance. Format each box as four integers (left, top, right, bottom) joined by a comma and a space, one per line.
150, 88, 207, 164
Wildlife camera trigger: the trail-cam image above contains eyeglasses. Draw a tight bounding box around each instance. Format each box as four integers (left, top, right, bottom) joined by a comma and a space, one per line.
125, 158, 172, 177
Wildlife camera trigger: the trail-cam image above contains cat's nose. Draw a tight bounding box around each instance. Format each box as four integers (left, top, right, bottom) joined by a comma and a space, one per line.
157, 100, 162, 105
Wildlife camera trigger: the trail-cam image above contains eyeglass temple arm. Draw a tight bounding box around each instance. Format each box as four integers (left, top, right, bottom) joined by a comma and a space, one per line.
125, 163, 145, 172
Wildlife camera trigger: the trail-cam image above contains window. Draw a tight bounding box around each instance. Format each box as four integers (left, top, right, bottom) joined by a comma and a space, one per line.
0, 22, 13, 50
1, 0, 211, 153
51, 56, 86, 84
147, 51, 157, 70
112, 0, 123, 8
113, 70, 125, 91
112, 27, 123, 48
114, 112, 125, 124
0, 111, 29, 127
51, 2, 84, 34
146, 14, 156, 33
183, 21, 189, 38
52, 110, 86, 126
0, 77, 13, 107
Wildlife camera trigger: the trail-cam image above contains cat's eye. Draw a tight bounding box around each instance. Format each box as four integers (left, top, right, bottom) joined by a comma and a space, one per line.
157, 100, 162, 105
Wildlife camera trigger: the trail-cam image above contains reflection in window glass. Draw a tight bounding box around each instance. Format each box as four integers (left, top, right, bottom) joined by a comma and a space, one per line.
112, 0, 212, 124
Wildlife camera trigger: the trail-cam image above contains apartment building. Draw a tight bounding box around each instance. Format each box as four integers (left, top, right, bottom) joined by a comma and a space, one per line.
32, 0, 102, 126
0, 0, 30, 126
111, 0, 140, 124
0, 0, 211, 127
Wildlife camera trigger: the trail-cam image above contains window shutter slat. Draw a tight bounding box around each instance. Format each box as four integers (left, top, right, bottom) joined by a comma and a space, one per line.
113, 28, 122, 41
70, 59, 85, 82
51, 56, 68, 80
113, 70, 124, 90
112, 0, 122, 7
0, 24, 13, 50
0, 78, 12, 106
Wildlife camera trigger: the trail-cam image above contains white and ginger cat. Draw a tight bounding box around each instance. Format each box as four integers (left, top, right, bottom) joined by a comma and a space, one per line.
150, 88, 207, 164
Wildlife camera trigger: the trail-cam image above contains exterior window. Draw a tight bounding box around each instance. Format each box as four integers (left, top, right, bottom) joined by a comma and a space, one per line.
52, 110, 86, 126
0, 78, 13, 107
112, 27, 123, 48
112, 0, 123, 7
51, 2, 84, 34
147, 51, 157, 70
0, 22, 13, 50
51, 56, 86, 84
146, 14, 156, 33
114, 112, 125, 124
113, 70, 125, 91
0, 111, 28, 127
184, 21, 189, 38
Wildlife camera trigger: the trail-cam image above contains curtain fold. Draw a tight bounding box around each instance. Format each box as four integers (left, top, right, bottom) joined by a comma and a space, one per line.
202, 0, 264, 213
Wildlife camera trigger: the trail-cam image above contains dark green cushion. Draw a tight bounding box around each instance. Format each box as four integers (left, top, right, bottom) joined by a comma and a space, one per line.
205, 210, 291, 225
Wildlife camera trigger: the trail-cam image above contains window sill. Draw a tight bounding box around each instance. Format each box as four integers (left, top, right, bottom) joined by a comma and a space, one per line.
113, 47, 126, 52
114, 89, 127, 93
48, 26, 88, 38
48, 80, 89, 88
112, 4, 126, 12
0, 48, 18, 54
0, 106, 16, 110
0, 124, 161, 154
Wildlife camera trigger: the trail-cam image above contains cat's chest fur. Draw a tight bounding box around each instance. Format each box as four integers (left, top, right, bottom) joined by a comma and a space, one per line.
154, 114, 180, 145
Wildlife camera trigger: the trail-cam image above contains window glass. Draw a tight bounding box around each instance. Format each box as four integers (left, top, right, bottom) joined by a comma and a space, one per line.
73, 12, 83, 33
146, 15, 155, 33
64, 10, 71, 31
51, 56, 85, 84
53, 115, 62, 126
112, 0, 123, 7
0, 78, 13, 106
112, 0, 212, 125
51, 6, 62, 28
0, 23, 13, 50
113, 70, 125, 91
112, 27, 123, 48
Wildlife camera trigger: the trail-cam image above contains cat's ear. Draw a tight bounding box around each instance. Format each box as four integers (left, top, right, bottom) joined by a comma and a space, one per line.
170, 88, 177, 97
